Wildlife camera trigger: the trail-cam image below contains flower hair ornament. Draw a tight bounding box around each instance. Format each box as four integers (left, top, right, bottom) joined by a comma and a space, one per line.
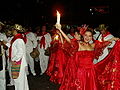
78, 24, 89, 36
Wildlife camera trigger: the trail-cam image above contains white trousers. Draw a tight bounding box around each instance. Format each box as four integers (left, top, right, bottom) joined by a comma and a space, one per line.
0, 69, 6, 90
7, 60, 14, 85
26, 52, 35, 75
39, 49, 49, 74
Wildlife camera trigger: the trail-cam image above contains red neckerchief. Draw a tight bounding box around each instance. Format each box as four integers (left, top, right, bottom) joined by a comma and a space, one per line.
9, 34, 24, 61
23, 32, 30, 43
39, 32, 48, 48
102, 31, 111, 41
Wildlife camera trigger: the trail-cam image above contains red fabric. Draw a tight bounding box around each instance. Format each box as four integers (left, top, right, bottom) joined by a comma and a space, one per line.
101, 31, 111, 41
39, 32, 47, 48
94, 40, 111, 59
62, 39, 79, 56
59, 39, 98, 90
102, 31, 111, 38
23, 32, 30, 43
46, 40, 68, 84
9, 34, 24, 61
95, 41, 120, 90
59, 39, 118, 90
59, 51, 97, 90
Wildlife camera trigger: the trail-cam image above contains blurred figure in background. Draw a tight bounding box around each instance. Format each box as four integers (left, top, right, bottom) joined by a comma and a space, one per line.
0, 22, 8, 90
24, 26, 37, 76
94, 24, 116, 64
37, 25, 52, 75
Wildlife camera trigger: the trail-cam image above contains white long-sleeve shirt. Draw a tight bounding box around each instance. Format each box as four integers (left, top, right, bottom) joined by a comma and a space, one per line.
25, 32, 37, 53
11, 39, 26, 62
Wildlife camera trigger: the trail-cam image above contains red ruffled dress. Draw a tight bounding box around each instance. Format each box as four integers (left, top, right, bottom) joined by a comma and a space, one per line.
95, 41, 120, 90
59, 39, 111, 90
46, 40, 68, 84
59, 51, 97, 90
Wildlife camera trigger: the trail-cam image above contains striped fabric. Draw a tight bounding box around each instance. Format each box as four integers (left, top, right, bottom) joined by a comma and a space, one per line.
11, 61, 21, 79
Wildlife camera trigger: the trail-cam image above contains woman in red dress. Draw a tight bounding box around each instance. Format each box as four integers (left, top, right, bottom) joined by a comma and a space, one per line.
46, 30, 69, 84
55, 24, 119, 90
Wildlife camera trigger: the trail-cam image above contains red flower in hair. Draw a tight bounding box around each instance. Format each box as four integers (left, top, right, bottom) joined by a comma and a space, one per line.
77, 24, 88, 36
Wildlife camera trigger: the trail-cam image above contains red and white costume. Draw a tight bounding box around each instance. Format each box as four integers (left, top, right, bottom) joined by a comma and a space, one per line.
37, 32, 52, 75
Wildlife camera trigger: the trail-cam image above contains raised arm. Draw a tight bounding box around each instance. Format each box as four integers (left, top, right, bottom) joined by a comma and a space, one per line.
55, 24, 71, 43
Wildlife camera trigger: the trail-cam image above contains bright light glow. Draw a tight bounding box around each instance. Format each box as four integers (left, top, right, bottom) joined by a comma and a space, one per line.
90, 9, 92, 11
54, 34, 59, 40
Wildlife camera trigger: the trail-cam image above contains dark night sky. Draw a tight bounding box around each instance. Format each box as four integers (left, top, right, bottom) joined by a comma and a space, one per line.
0, 0, 120, 29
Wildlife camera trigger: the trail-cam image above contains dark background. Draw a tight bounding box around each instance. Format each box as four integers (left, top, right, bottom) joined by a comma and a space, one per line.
0, 0, 120, 36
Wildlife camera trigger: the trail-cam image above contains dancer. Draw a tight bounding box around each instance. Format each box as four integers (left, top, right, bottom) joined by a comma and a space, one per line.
46, 29, 74, 84
55, 24, 118, 90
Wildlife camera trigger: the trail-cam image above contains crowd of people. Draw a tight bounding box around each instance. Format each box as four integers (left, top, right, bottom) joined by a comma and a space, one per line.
0, 21, 120, 90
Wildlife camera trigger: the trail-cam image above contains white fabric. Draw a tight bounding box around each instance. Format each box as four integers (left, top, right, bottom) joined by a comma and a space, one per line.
11, 39, 29, 90
25, 32, 37, 75
93, 30, 100, 40
0, 33, 8, 90
6, 37, 14, 85
37, 33, 52, 74
0, 46, 6, 90
94, 34, 115, 64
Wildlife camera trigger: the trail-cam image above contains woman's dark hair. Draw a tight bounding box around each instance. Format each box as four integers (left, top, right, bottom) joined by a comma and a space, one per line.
85, 30, 93, 35
74, 29, 80, 34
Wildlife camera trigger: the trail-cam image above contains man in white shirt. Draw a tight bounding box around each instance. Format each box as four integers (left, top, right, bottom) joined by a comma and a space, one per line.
24, 27, 37, 76
9, 24, 29, 90
37, 25, 52, 75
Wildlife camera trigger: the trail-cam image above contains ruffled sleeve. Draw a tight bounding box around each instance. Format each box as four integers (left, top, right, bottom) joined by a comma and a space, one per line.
62, 39, 79, 56
94, 40, 111, 59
